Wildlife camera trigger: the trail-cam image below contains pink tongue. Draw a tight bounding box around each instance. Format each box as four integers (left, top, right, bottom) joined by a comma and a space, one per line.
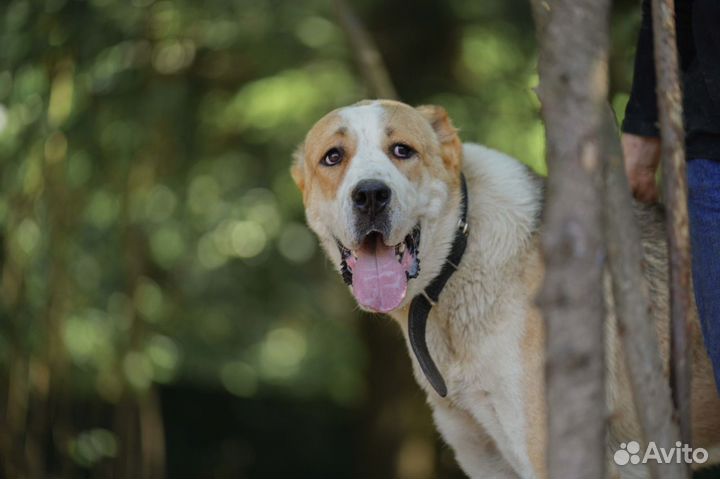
350, 236, 407, 313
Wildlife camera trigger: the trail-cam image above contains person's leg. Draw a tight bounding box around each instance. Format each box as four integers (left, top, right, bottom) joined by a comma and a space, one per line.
687, 158, 720, 393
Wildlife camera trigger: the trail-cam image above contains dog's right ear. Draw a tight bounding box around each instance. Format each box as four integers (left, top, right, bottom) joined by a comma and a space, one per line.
291, 144, 305, 193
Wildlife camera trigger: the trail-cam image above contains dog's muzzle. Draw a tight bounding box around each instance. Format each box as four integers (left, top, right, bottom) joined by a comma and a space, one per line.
352, 179, 391, 239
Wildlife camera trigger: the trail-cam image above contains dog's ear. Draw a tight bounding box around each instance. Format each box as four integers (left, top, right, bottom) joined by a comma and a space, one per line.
416, 105, 462, 175
291, 143, 306, 194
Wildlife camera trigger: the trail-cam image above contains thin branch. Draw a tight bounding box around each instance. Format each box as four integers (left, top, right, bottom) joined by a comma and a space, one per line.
602, 107, 687, 479
333, 0, 398, 100
650, 0, 692, 450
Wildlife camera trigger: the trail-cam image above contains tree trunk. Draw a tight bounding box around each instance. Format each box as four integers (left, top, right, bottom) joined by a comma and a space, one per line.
530, 1, 611, 477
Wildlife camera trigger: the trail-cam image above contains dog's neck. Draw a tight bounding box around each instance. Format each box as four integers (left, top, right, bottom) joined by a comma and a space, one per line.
391, 144, 543, 340
407, 178, 467, 304
431, 146, 543, 327
406, 174, 469, 397
386, 169, 466, 326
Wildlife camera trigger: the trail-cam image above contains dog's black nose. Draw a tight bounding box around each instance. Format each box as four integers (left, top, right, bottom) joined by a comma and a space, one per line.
352, 180, 391, 217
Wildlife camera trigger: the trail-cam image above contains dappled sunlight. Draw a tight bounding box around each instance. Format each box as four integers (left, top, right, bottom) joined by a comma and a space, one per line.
68, 428, 118, 468
145, 334, 180, 383
63, 310, 115, 367
220, 360, 258, 397
216, 64, 359, 134
227, 220, 267, 259
278, 222, 316, 264
258, 327, 308, 381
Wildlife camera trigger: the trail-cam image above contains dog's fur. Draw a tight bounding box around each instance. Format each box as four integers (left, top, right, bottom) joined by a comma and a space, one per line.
292, 99, 720, 478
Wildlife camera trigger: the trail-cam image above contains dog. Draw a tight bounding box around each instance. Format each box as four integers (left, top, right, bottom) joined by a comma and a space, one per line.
291, 99, 720, 478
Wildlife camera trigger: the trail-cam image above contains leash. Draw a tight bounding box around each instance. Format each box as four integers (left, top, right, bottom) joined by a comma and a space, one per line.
408, 173, 469, 397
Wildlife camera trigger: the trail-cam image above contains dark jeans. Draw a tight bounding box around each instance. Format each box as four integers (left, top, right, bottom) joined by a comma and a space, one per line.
687, 158, 720, 393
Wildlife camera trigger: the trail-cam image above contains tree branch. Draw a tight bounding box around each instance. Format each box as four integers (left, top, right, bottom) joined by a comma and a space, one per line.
333, 0, 398, 100
602, 107, 687, 479
650, 0, 692, 450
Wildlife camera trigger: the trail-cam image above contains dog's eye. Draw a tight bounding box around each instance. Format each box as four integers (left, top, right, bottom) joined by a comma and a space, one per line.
391, 143, 415, 159
321, 147, 344, 167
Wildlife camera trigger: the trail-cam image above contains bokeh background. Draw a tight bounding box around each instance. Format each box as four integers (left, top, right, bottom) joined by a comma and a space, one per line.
0, 0, 642, 477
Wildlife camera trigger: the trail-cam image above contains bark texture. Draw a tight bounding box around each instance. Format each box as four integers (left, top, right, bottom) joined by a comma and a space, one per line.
650, 0, 693, 450
530, 1, 610, 477
602, 109, 687, 479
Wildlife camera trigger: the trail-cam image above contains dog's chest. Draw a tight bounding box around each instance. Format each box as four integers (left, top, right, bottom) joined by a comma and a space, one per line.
417, 304, 535, 474
426, 308, 526, 409
422, 276, 528, 392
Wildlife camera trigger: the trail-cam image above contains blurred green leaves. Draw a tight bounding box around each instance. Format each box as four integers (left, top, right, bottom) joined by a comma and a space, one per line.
68, 428, 118, 467
0, 0, 367, 417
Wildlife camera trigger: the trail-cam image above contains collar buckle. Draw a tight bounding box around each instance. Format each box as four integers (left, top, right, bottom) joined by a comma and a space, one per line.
457, 218, 469, 236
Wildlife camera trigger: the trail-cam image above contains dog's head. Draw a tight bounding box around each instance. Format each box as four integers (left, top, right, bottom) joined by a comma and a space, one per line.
292, 100, 462, 313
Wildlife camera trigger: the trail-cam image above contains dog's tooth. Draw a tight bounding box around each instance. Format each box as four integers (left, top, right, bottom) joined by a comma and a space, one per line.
398, 243, 405, 253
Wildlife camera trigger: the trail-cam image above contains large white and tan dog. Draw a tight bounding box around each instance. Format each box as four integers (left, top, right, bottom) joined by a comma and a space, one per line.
291, 99, 720, 478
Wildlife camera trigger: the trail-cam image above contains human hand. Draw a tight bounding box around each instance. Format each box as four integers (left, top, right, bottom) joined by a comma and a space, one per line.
621, 133, 661, 203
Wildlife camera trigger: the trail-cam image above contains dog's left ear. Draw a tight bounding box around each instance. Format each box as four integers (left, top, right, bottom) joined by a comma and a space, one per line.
416, 105, 462, 175
291, 144, 306, 194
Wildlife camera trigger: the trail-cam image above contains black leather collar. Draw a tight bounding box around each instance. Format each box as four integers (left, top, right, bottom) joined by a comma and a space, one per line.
408, 173, 469, 397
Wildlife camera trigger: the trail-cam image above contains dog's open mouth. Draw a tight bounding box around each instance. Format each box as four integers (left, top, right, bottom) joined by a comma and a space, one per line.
337, 226, 420, 313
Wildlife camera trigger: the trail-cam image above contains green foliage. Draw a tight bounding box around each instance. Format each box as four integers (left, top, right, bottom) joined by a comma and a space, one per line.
0, 0, 367, 409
